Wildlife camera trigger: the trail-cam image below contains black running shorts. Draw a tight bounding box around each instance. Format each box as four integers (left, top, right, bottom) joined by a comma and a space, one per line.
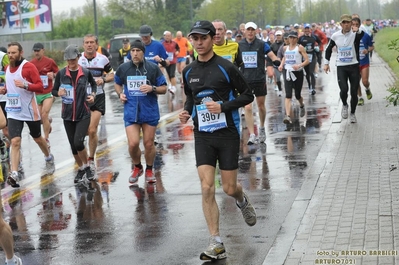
90, 93, 106, 115
194, 134, 239, 170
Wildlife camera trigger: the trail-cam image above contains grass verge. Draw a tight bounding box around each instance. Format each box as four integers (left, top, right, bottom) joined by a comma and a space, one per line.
374, 27, 399, 106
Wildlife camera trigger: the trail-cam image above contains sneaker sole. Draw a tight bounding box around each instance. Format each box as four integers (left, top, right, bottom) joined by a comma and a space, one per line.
7, 176, 20, 188
146, 178, 156, 184
200, 251, 227, 260
283, 119, 291, 124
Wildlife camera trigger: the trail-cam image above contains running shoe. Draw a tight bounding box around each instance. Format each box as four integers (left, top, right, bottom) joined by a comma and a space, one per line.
45, 154, 55, 174
311, 88, 316, 95
74, 169, 86, 183
199, 236, 227, 261
168, 86, 176, 95
237, 192, 257, 226
88, 158, 96, 176
350, 113, 357, 123
145, 169, 156, 183
85, 165, 96, 181
7, 171, 20, 188
5, 255, 23, 265
314, 73, 318, 78
358, 98, 364, 106
366, 89, 373, 100
300, 105, 305, 118
129, 166, 143, 184
341, 105, 349, 119
247, 133, 256, 145
283, 115, 292, 124
259, 127, 266, 143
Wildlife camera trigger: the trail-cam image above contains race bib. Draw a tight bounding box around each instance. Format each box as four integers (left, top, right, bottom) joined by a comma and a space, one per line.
5, 93, 21, 112
222, 55, 233, 62
307, 53, 313, 63
196, 101, 227, 133
60, 84, 74, 104
167, 52, 174, 61
127, 76, 146, 96
359, 46, 366, 61
40, 75, 48, 88
338, 46, 353, 62
243, 51, 257, 68
285, 50, 296, 65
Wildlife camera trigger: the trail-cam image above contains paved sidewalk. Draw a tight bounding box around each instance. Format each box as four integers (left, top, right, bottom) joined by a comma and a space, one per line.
264, 53, 399, 265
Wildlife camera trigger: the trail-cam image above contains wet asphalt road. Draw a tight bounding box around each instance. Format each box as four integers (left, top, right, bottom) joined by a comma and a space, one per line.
0, 69, 339, 265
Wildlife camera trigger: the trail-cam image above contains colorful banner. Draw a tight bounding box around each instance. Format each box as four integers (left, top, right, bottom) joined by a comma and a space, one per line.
0, 0, 52, 36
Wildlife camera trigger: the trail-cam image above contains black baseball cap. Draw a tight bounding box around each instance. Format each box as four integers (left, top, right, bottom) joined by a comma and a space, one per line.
33, 42, 44, 51
122, 38, 129, 43
288, 31, 298, 38
188, 20, 216, 37
139, 25, 152, 36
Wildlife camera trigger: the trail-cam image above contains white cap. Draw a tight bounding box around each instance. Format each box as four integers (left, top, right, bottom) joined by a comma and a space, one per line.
226, 30, 232, 34
275, 30, 283, 35
294, 23, 299, 28
245, 22, 257, 30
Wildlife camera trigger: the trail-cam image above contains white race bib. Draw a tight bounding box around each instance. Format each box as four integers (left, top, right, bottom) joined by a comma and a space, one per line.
285, 51, 296, 65
359, 46, 366, 61
222, 55, 233, 62
338, 46, 353, 62
127, 76, 146, 96
40, 75, 48, 88
5, 93, 21, 112
307, 53, 313, 63
61, 84, 74, 104
243, 51, 257, 68
167, 52, 174, 61
196, 102, 227, 133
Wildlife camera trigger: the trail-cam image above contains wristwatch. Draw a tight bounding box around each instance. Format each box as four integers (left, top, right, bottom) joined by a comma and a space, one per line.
152, 85, 157, 92
23, 81, 28, 90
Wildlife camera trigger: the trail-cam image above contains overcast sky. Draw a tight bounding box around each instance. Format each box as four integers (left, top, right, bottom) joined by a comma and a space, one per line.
51, 0, 106, 14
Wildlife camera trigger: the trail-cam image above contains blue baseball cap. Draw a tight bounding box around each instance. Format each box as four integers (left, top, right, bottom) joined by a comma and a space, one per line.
304, 23, 311, 28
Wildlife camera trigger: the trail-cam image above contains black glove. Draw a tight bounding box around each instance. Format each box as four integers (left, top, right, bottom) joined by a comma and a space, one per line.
272, 60, 281, 67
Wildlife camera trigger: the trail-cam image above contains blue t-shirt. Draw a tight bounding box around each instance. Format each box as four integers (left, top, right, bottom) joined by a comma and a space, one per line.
127, 40, 168, 64
359, 33, 373, 66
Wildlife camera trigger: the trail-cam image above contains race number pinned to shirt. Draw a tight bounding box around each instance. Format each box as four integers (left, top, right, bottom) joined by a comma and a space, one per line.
124, 56, 129, 63
40, 75, 48, 89
307, 53, 313, 62
338, 46, 353, 62
92, 77, 104, 95
243, 51, 257, 68
196, 101, 227, 133
127, 76, 147, 96
5, 93, 21, 112
60, 84, 74, 104
285, 50, 296, 65
222, 55, 233, 62
359, 44, 366, 61
167, 52, 174, 61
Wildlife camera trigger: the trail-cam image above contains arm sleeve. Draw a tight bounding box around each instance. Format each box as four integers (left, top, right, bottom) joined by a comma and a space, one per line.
182, 70, 194, 115
23, 63, 43, 93
324, 39, 336, 63
52, 71, 61, 97
51, 60, 59, 74
263, 42, 272, 54
234, 47, 243, 67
